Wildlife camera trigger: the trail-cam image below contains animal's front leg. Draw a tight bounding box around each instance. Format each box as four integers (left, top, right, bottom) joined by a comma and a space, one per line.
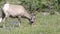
18, 16, 21, 28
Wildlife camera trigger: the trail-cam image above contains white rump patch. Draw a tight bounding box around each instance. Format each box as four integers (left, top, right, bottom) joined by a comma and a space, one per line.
3, 3, 9, 12
0, 18, 2, 22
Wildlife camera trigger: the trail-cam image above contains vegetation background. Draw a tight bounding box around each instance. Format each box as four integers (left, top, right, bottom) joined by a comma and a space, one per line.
0, 0, 60, 34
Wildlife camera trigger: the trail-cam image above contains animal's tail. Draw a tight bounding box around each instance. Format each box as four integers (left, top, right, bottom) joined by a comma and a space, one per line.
1, 9, 5, 19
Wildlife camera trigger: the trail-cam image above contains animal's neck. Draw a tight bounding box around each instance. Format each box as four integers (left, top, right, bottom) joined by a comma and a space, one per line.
24, 13, 32, 20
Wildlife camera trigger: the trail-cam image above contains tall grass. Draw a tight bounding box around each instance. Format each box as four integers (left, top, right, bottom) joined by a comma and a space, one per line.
0, 14, 60, 34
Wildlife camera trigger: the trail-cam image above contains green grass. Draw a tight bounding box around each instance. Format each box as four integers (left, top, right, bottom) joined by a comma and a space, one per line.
0, 14, 60, 34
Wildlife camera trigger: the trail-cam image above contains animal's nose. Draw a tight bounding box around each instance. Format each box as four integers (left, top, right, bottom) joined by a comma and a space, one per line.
29, 21, 34, 25
31, 21, 34, 23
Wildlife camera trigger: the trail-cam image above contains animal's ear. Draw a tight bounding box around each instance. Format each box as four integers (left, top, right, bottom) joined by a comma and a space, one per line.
31, 12, 36, 16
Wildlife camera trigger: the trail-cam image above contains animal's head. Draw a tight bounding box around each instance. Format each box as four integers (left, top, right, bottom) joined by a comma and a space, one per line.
29, 13, 36, 25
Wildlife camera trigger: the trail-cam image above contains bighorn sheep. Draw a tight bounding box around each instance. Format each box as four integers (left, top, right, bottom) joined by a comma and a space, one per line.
0, 2, 35, 28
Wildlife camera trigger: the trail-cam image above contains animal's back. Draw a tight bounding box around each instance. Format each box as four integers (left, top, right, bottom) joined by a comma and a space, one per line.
8, 4, 28, 17
2, 3, 31, 18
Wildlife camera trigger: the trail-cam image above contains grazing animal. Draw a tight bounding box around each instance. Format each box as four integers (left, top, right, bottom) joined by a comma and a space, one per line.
0, 2, 35, 28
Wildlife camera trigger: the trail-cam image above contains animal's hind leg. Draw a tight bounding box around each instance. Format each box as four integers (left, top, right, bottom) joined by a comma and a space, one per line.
2, 17, 7, 28
17, 16, 21, 28
2, 15, 9, 28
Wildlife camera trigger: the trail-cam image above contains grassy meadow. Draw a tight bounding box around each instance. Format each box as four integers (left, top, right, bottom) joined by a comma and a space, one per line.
0, 0, 59, 34
0, 13, 60, 34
